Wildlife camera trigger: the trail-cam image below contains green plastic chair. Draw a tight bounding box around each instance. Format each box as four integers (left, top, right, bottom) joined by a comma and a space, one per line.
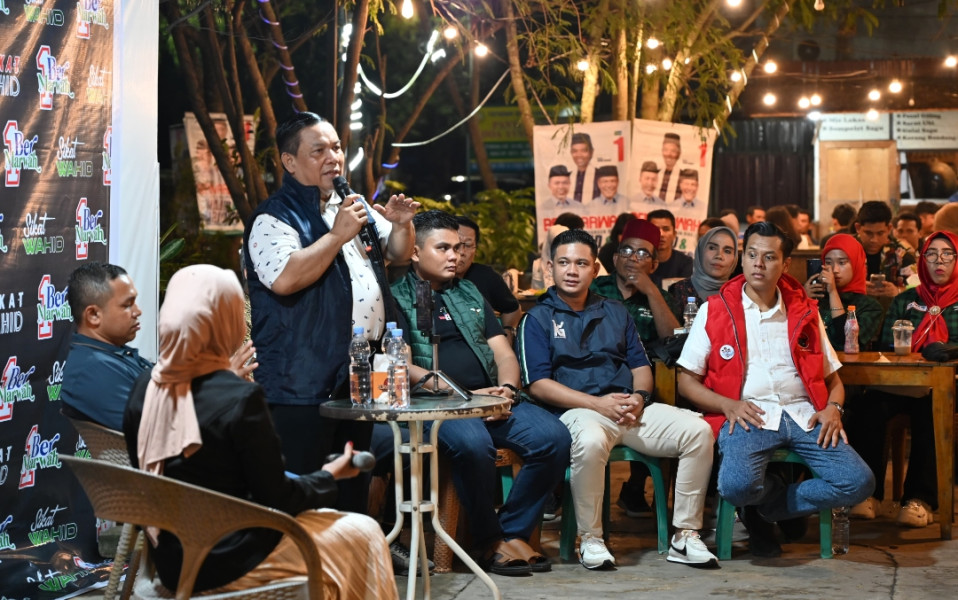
557, 445, 670, 561
714, 448, 833, 560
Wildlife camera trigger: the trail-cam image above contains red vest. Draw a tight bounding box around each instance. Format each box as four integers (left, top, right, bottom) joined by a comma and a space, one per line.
701, 274, 830, 438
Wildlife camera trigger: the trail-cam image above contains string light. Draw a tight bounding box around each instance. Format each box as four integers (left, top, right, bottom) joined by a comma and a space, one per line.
576, 59, 590, 72
763, 92, 776, 106
814, 0, 825, 10
646, 64, 657, 74
401, 0, 414, 20
868, 89, 881, 101
810, 93, 822, 106
443, 26, 457, 40
475, 43, 489, 57
889, 79, 903, 93
763, 60, 777, 74
798, 97, 810, 109
358, 30, 440, 99
661, 58, 673, 70
866, 108, 879, 121
730, 71, 742, 83
348, 147, 365, 171
646, 37, 660, 50
807, 111, 822, 121
945, 55, 958, 68
727, 0, 742, 6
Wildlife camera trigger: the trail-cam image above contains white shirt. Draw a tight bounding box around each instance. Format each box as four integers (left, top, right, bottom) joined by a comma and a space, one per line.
677, 284, 842, 432
247, 192, 392, 340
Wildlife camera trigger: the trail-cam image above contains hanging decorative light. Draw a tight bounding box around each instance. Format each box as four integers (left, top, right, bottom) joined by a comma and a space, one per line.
401, 0, 414, 20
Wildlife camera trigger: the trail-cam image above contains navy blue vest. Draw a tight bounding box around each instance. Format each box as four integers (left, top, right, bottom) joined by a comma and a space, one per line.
243, 175, 352, 405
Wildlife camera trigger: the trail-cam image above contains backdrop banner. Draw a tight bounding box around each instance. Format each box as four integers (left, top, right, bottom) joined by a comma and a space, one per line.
533, 120, 715, 259
1, 0, 118, 596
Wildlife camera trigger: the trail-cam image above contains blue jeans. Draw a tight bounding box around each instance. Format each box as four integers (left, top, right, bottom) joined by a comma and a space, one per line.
425, 401, 571, 550
717, 412, 875, 522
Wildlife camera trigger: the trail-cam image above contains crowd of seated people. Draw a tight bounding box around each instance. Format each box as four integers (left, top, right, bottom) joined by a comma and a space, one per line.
62, 114, 958, 595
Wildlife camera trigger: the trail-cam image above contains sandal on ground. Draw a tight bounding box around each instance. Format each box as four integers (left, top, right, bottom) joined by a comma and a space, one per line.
507, 537, 551, 573
483, 539, 533, 576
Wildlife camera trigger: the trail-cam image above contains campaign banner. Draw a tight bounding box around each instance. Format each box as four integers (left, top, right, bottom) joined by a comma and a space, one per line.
0, 0, 116, 596
183, 112, 257, 233
533, 120, 715, 256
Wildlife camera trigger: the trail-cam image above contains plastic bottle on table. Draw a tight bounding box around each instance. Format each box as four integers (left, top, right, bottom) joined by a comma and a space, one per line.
832, 505, 850, 555
348, 326, 372, 405
383, 321, 397, 355
387, 329, 410, 408
844, 305, 859, 354
683, 297, 698, 330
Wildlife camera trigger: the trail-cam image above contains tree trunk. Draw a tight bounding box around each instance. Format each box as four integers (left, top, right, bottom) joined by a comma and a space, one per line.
580, 56, 598, 124
503, 0, 535, 147
612, 26, 628, 120
338, 0, 370, 149
714, 0, 792, 132
657, 0, 722, 122
258, 0, 308, 114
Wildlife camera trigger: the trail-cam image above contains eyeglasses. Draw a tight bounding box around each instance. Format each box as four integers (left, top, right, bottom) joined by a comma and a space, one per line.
617, 247, 653, 261
457, 243, 476, 254
923, 249, 958, 264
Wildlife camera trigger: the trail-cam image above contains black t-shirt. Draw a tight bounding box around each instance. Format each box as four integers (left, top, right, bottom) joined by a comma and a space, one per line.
651, 251, 694, 287
462, 263, 520, 315
432, 293, 503, 390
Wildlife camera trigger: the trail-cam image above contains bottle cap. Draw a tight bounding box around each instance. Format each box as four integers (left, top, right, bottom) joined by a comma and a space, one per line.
687, 297, 696, 302
393, 329, 403, 337
386, 321, 397, 330
847, 305, 855, 311
353, 326, 364, 335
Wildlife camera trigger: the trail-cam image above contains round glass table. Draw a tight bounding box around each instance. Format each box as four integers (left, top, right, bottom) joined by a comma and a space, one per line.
320, 395, 510, 600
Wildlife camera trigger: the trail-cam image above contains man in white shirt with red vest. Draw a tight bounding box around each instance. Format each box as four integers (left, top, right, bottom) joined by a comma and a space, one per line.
677, 220, 874, 558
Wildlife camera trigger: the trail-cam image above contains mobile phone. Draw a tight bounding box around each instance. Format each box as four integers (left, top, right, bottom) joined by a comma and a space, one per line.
806, 258, 822, 284
870, 273, 886, 287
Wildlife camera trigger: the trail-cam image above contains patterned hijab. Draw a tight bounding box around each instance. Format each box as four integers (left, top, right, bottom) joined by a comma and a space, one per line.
821, 233, 867, 295
137, 265, 246, 475
690, 226, 739, 299
913, 231, 958, 350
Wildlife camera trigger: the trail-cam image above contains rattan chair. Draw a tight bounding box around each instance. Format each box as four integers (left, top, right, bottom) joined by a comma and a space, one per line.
66, 417, 139, 600
61, 455, 324, 600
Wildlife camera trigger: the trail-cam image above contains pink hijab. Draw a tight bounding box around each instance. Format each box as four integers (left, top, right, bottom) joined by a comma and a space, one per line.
137, 265, 246, 475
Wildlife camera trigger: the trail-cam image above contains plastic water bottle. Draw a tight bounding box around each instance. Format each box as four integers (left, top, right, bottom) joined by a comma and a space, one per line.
349, 326, 372, 405
387, 329, 410, 408
832, 506, 850, 555
683, 297, 698, 330
383, 321, 397, 355
844, 305, 859, 354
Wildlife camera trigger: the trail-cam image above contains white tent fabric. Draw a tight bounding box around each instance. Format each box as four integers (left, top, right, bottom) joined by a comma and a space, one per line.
110, 0, 159, 361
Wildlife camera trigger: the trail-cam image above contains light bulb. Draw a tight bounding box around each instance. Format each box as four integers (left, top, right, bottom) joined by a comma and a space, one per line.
810, 93, 822, 106
646, 64, 658, 74
661, 58, 673, 71
727, 0, 742, 6
814, 0, 825, 11
401, 0, 414, 20
764, 61, 777, 74
474, 43, 488, 58
866, 109, 879, 121
868, 89, 881, 101
576, 59, 590, 72
646, 38, 660, 50
798, 97, 810, 109
945, 55, 958, 68
763, 92, 776, 106
730, 71, 742, 83
889, 79, 903, 93
443, 26, 457, 40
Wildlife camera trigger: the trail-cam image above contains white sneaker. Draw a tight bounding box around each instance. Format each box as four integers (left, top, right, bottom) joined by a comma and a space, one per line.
578, 533, 615, 569
667, 530, 719, 567
849, 497, 880, 520
897, 500, 934, 528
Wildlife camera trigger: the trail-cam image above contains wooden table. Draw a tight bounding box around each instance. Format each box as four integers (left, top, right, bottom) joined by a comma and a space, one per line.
837, 351, 956, 539
320, 395, 510, 600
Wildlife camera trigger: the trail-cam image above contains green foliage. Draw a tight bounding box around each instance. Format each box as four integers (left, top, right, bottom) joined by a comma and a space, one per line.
416, 188, 537, 272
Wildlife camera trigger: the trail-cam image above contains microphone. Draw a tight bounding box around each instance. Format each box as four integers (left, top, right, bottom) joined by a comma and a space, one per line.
325, 451, 377, 472
332, 176, 376, 253
415, 279, 434, 333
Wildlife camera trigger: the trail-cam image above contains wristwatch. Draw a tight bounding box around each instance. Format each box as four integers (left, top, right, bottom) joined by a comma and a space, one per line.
635, 390, 653, 408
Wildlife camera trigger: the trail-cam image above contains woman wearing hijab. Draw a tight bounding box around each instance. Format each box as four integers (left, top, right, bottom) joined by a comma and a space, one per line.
803, 233, 884, 351
667, 225, 739, 320
844, 231, 958, 527
123, 265, 397, 598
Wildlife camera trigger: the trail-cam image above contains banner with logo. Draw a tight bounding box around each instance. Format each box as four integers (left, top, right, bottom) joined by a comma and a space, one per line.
533, 120, 715, 256
1, 0, 116, 596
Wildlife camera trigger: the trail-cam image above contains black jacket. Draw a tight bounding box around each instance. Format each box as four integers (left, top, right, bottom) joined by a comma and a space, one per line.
124, 370, 338, 592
